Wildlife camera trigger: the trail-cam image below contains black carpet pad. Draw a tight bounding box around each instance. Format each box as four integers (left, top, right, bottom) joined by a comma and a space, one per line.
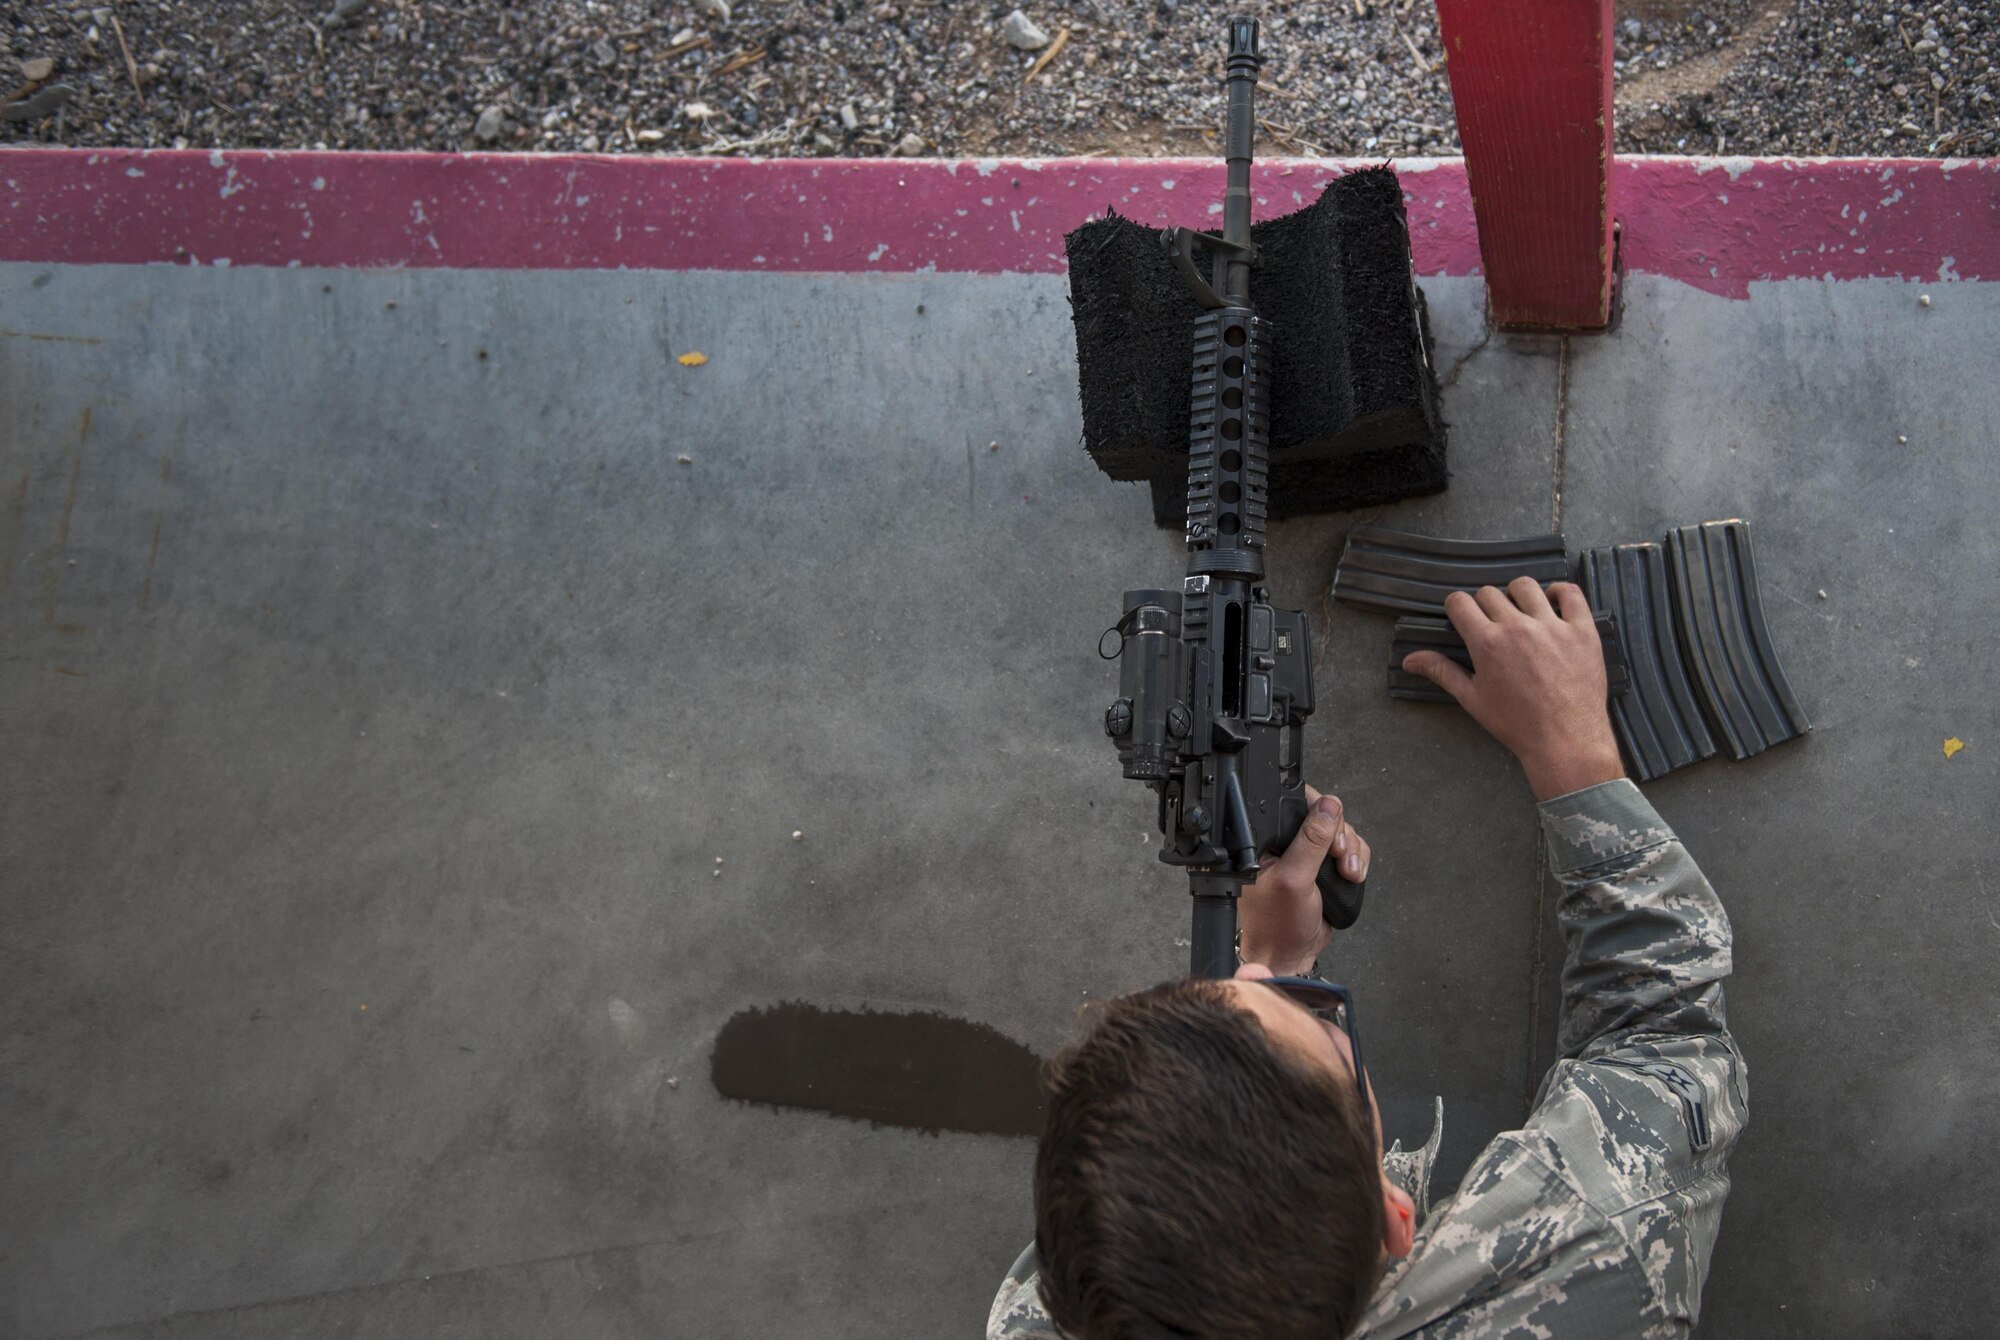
1066, 165, 1447, 526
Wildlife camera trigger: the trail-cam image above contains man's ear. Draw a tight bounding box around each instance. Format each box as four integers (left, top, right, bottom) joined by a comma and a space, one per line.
1381, 1182, 1416, 1258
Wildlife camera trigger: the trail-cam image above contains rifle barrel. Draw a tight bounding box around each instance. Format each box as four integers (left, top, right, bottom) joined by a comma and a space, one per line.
1218, 16, 1260, 304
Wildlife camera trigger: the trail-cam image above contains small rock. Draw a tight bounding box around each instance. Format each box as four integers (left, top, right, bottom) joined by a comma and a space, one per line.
683, 101, 717, 121
591, 38, 616, 67
988, 440, 1000, 451
791, 830, 804, 841
0, 84, 73, 123
666, 1076, 680, 1089
677, 453, 693, 464
1622, 18, 1643, 40
1918, 293, 1932, 307
581, 133, 600, 151
636, 128, 667, 144
322, 0, 370, 28
19, 57, 55, 83
1912, 38, 1938, 55
1001, 9, 1051, 51
1897, 122, 1922, 136
812, 131, 838, 151
90, 7, 111, 25
474, 105, 506, 142
839, 102, 859, 131
541, 107, 565, 129
695, 0, 732, 21
1897, 434, 1909, 444
670, 26, 697, 44
894, 131, 925, 156
1816, 589, 1828, 600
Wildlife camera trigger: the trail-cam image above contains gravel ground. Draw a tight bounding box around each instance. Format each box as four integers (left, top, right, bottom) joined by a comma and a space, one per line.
1, 1, 1993, 158
1619, 3, 1996, 156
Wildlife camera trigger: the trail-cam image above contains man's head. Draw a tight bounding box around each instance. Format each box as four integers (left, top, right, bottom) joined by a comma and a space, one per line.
1032, 964, 1415, 1340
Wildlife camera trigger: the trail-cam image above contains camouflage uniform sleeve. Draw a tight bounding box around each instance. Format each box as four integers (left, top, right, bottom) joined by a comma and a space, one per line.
1538, 778, 1739, 1062
1518, 778, 1748, 1331
1357, 780, 1748, 1339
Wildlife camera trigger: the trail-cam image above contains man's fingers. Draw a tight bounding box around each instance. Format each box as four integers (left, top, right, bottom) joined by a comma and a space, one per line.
1402, 649, 1476, 703
1550, 580, 1594, 625
1472, 584, 1521, 622
1278, 794, 1344, 877
1340, 827, 1372, 882
1296, 788, 1360, 860
1441, 589, 1487, 639
1507, 576, 1555, 619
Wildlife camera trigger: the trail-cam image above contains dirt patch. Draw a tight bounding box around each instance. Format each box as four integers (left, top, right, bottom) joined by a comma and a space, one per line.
1617, 0, 1792, 112
1616, 2, 1995, 157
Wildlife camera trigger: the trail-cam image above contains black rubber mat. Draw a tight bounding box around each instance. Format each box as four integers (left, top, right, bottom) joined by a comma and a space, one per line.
1333, 524, 1571, 617
1580, 543, 1720, 782
1387, 612, 1631, 704
1665, 520, 1813, 760
1066, 167, 1448, 526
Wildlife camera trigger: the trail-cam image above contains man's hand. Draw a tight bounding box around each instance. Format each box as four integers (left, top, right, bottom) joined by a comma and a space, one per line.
1238, 786, 1371, 976
1401, 577, 1625, 802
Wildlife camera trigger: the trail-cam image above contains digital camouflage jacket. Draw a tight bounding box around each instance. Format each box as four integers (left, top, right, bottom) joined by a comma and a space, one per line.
988, 779, 1748, 1339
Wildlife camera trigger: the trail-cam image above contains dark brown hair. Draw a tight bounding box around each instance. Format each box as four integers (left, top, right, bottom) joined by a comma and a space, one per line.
1033, 977, 1385, 1339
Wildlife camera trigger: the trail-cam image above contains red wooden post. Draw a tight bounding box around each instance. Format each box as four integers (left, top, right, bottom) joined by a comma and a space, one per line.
1432, 0, 1615, 329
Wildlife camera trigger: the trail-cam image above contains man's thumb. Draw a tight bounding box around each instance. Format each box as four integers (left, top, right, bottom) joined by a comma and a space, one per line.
1403, 650, 1475, 703
1295, 795, 1343, 855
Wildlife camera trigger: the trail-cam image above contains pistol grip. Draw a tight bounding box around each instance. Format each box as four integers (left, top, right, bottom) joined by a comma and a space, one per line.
1317, 859, 1365, 931
1271, 804, 1367, 931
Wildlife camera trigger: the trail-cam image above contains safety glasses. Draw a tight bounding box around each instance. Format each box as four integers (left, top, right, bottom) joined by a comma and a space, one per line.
1259, 976, 1373, 1119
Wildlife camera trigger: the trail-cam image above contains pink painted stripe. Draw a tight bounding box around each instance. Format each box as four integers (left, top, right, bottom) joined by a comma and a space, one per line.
1, 149, 1993, 298
1612, 157, 1997, 293
0, 150, 1463, 275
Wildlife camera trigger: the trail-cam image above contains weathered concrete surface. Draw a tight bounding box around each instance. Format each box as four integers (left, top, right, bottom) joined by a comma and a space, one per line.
1, 260, 1995, 1339
1563, 275, 2000, 1336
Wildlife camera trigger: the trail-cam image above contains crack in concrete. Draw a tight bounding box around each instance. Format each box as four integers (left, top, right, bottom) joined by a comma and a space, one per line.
1552, 335, 1571, 533
1439, 321, 1494, 391
1526, 829, 1551, 1112
1527, 336, 1572, 1111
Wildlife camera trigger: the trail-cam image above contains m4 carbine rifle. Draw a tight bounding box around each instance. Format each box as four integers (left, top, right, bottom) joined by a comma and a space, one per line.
1103, 16, 1365, 980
